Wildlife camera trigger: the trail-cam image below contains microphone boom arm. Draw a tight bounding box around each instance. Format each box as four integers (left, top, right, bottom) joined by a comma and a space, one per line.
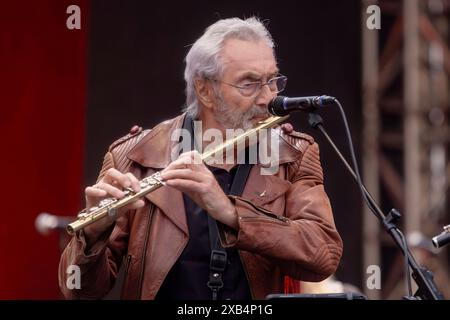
307, 111, 444, 300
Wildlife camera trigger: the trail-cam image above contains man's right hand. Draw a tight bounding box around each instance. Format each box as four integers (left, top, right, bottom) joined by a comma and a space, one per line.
83, 168, 145, 245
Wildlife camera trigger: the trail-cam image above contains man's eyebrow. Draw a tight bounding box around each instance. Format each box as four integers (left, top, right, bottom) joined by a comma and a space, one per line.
236, 70, 280, 81
236, 72, 262, 80
268, 70, 280, 78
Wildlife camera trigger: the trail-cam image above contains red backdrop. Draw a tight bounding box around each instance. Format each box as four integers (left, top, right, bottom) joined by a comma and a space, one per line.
0, 1, 87, 298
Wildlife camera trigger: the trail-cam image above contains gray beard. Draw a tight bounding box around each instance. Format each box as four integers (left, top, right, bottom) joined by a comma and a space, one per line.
213, 94, 270, 131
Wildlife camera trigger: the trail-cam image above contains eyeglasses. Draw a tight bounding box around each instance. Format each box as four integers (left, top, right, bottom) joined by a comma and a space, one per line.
213, 75, 287, 97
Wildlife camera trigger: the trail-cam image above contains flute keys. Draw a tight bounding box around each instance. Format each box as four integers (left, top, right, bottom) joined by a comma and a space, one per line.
107, 207, 117, 218
123, 187, 135, 196
140, 181, 148, 188
77, 210, 89, 219
153, 172, 165, 185
140, 174, 164, 187
99, 199, 113, 207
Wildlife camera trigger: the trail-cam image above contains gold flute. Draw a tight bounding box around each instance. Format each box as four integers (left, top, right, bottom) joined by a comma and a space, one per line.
66, 115, 289, 235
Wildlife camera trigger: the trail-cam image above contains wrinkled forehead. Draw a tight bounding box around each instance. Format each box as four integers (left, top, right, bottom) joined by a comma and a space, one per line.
219, 38, 278, 79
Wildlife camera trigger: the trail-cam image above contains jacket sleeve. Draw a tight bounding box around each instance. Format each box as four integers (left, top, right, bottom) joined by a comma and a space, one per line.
58, 151, 131, 299
218, 142, 343, 282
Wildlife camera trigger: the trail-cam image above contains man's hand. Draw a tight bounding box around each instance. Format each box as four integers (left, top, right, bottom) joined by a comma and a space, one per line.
83, 168, 145, 244
158, 124, 294, 229
280, 122, 294, 134
160, 151, 238, 229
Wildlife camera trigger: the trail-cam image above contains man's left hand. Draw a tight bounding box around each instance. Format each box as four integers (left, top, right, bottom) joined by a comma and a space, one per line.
160, 151, 238, 229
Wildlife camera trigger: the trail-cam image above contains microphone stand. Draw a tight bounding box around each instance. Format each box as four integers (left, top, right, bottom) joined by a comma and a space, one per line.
307, 111, 444, 300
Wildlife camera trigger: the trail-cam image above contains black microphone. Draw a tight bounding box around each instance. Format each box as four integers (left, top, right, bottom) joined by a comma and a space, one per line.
268, 95, 336, 116
432, 226, 450, 249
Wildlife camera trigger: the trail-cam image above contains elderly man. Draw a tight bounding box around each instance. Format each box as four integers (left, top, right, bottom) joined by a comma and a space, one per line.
59, 17, 343, 300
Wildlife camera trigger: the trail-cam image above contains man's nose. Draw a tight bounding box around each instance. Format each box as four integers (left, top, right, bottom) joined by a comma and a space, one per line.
255, 84, 275, 108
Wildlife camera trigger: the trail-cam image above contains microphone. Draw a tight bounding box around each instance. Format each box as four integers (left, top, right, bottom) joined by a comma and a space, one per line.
432, 225, 450, 249
268, 95, 336, 116
35, 212, 72, 235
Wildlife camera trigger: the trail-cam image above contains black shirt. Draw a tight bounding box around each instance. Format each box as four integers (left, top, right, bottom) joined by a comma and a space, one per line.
155, 166, 252, 300
155, 116, 252, 300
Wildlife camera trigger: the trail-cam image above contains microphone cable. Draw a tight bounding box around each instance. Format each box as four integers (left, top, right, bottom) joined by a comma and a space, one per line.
333, 99, 413, 298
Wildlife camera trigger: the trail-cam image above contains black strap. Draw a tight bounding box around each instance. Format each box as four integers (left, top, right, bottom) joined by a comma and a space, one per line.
207, 163, 253, 300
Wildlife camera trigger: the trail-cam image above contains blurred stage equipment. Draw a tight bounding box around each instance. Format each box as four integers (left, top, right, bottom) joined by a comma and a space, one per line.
309, 105, 443, 300
361, 0, 450, 299
432, 224, 450, 248
35, 212, 71, 235
268, 95, 443, 300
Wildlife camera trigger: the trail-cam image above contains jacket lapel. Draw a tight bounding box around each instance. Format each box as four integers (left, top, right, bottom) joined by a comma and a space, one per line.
127, 114, 188, 234
144, 184, 187, 234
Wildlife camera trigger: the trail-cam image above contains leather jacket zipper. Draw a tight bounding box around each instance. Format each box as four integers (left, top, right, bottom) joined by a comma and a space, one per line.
240, 215, 289, 225
137, 203, 153, 299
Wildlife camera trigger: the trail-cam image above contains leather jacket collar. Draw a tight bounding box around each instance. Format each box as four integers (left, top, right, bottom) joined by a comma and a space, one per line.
127, 113, 303, 169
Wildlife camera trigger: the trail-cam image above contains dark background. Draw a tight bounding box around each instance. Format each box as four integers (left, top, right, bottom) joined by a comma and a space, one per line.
86, 0, 363, 288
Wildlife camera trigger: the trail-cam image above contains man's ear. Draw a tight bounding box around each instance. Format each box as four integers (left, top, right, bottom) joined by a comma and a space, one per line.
195, 78, 215, 110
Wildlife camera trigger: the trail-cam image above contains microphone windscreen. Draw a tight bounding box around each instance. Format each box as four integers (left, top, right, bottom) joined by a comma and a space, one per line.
269, 96, 287, 116
35, 213, 58, 235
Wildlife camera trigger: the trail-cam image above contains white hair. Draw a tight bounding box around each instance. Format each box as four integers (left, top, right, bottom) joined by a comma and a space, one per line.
183, 17, 275, 119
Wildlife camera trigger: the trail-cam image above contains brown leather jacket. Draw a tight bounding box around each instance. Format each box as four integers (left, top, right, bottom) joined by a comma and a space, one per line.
59, 114, 343, 299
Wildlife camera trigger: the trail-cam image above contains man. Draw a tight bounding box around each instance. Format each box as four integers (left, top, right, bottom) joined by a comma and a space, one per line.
59, 17, 343, 300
